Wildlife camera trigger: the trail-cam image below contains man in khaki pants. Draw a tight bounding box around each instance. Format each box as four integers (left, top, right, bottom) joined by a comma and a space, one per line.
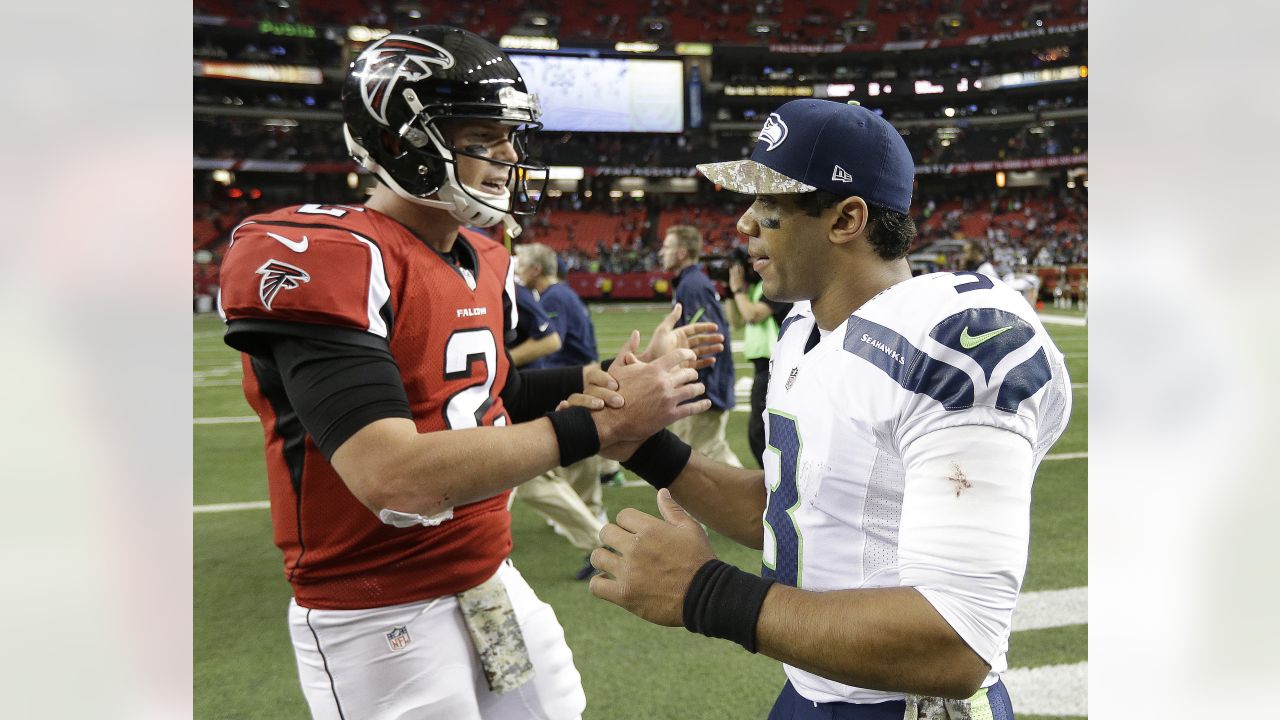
660, 226, 743, 469
507, 271, 607, 567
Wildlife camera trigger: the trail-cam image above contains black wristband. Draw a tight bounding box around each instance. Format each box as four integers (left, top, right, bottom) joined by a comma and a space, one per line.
621, 429, 692, 489
682, 559, 776, 653
600, 356, 615, 372
545, 406, 600, 467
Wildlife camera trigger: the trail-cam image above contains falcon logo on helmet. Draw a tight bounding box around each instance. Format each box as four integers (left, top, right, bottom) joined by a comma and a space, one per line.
256, 259, 311, 311
340, 25, 549, 232
355, 35, 455, 126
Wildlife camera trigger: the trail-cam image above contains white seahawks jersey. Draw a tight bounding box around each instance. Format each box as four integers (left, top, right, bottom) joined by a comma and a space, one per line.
761, 271, 1071, 704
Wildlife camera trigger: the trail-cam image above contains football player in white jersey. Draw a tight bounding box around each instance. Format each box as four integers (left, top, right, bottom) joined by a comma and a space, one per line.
587, 99, 1071, 719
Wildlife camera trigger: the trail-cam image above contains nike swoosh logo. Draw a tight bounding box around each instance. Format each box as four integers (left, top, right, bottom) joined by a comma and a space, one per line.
537, 322, 549, 332
266, 231, 309, 252
959, 325, 1014, 349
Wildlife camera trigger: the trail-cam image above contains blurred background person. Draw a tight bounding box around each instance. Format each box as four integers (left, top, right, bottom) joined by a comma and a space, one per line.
1002, 257, 1042, 308
507, 267, 608, 578
963, 241, 999, 279
517, 242, 612, 579
726, 251, 790, 468
661, 225, 742, 469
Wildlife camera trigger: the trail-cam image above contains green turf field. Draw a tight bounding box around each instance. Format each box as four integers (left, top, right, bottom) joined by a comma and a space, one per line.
194, 304, 1087, 719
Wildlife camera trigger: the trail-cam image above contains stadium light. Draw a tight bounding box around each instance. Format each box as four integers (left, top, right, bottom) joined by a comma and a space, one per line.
212, 169, 234, 185
547, 166, 585, 181
347, 172, 360, 189
608, 190, 624, 198
995, 171, 1006, 188
500, 35, 559, 50
347, 25, 390, 42
943, 107, 956, 117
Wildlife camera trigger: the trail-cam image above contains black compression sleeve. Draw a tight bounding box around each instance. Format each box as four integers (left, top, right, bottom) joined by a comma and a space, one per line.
499, 361, 584, 423
268, 334, 412, 459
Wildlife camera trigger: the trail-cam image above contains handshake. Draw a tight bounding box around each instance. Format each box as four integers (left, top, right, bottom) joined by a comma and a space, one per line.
563, 304, 723, 461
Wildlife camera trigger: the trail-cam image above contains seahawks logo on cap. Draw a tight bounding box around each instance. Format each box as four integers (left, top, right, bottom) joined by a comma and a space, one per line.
759, 113, 789, 151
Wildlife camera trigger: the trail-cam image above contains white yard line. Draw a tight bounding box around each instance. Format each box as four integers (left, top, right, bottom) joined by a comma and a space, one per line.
1037, 314, 1087, 326
194, 500, 269, 513
194, 379, 246, 388
1012, 586, 1087, 631
1003, 661, 1088, 716
193, 364, 241, 379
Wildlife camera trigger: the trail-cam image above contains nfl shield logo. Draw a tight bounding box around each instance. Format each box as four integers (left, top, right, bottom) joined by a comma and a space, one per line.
386, 626, 411, 652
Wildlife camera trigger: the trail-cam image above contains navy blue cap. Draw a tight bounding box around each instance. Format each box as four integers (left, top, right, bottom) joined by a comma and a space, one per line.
697, 99, 915, 214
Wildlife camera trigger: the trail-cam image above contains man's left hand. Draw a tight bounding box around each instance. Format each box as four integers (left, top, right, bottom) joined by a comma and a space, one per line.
580, 364, 624, 409
588, 489, 716, 627
639, 303, 724, 370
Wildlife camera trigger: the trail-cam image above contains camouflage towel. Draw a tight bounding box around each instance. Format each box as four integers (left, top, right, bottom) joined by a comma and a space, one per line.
903, 687, 996, 720
456, 571, 535, 694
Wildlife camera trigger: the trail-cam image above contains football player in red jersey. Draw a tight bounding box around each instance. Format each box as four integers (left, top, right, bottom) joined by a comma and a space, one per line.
216, 26, 719, 720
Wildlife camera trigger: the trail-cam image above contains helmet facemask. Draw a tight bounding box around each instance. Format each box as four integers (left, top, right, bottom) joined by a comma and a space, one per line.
348, 85, 548, 231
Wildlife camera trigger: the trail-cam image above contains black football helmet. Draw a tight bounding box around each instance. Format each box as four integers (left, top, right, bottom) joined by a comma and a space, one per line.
341, 26, 547, 231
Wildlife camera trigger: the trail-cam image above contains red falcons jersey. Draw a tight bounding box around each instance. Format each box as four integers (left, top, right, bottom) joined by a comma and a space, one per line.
217, 202, 518, 610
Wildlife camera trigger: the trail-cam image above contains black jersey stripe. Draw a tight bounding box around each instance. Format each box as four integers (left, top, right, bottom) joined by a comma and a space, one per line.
250, 356, 310, 581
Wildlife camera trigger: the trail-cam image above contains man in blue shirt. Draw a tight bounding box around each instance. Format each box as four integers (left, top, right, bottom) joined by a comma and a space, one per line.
660, 226, 743, 468
506, 280, 608, 573
516, 242, 611, 578
509, 282, 562, 367
518, 243, 599, 369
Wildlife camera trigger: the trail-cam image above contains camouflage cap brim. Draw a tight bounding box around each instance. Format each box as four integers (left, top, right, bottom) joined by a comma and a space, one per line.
695, 160, 817, 195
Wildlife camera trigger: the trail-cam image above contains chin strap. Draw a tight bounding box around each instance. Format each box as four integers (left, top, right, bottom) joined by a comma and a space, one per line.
502, 214, 522, 238
345, 116, 520, 230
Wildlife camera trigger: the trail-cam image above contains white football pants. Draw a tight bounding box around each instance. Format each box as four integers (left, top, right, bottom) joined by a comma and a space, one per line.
288, 560, 586, 719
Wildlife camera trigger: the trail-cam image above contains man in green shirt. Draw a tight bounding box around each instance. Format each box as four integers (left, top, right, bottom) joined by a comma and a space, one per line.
727, 259, 791, 467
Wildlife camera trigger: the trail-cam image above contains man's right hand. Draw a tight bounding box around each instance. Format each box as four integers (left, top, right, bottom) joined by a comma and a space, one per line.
593, 331, 708, 446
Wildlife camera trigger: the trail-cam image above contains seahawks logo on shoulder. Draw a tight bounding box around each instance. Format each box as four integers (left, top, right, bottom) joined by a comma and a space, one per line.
354, 34, 455, 126
256, 259, 310, 311
759, 113, 789, 151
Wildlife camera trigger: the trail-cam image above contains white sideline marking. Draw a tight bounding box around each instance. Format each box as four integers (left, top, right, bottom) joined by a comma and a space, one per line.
1037, 314, 1087, 326
194, 416, 258, 424
193, 364, 241, 379
1003, 661, 1088, 716
1012, 587, 1087, 631
194, 500, 269, 513
195, 379, 246, 388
